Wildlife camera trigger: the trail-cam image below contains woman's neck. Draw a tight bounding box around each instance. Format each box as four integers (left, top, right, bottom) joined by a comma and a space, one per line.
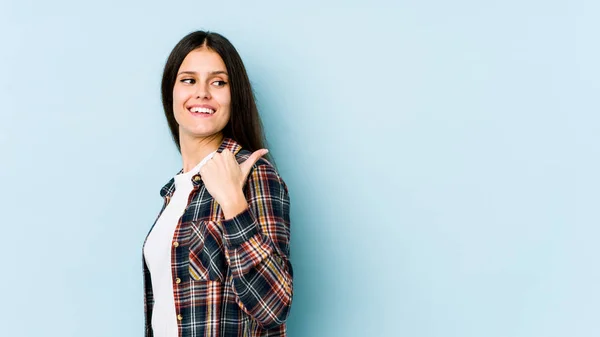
179, 132, 224, 173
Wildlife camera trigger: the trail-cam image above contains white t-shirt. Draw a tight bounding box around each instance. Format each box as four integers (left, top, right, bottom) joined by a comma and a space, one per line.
143, 151, 216, 337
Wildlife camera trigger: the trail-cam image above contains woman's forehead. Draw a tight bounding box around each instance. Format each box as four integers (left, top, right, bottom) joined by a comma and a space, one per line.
179, 49, 227, 74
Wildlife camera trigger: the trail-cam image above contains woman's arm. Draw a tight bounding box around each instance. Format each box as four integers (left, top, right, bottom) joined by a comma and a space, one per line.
219, 162, 293, 329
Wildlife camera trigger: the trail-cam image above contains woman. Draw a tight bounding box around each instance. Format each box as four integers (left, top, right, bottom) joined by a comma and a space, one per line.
142, 31, 293, 337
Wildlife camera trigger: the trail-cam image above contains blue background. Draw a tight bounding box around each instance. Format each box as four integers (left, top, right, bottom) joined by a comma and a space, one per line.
1, 1, 598, 336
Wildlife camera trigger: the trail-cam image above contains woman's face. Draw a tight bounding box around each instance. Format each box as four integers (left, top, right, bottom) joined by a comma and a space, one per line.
172, 47, 231, 141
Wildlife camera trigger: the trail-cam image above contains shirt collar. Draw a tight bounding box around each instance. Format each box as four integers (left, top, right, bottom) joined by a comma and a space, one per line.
159, 137, 244, 198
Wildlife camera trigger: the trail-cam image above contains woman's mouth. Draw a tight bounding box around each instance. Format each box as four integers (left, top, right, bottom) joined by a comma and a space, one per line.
188, 106, 216, 116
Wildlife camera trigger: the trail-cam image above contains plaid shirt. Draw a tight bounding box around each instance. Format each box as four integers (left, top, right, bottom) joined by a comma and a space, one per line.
142, 138, 293, 337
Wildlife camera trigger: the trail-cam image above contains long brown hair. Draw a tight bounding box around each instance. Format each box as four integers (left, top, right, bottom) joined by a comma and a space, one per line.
161, 31, 270, 161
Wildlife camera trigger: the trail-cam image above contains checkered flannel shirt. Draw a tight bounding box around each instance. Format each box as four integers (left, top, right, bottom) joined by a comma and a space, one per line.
142, 137, 293, 337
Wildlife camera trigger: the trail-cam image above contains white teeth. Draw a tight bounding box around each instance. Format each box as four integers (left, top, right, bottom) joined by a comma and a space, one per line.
189, 107, 215, 114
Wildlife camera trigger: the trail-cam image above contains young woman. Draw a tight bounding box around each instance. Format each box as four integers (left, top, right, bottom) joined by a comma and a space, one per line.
142, 30, 293, 337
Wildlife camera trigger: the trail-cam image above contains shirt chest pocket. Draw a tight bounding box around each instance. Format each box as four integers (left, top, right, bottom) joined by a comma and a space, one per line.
188, 220, 227, 283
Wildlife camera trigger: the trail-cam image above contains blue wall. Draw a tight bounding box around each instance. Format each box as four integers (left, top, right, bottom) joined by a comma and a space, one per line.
1, 1, 598, 336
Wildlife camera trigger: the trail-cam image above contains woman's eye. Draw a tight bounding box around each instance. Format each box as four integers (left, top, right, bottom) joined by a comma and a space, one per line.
213, 80, 227, 87
181, 78, 195, 84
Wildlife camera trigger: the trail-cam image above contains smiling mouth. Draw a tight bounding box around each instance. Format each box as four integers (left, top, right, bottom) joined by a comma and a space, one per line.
188, 106, 216, 115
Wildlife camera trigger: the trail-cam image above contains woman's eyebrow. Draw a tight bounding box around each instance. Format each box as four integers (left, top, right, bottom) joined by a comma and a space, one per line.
177, 70, 229, 76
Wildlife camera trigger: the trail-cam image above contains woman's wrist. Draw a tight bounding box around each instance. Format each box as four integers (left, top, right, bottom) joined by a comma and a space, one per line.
221, 191, 249, 220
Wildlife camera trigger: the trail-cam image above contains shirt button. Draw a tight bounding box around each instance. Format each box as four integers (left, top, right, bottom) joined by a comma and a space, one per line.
175, 278, 181, 284
177, 314, 183, 321
173, 241, 179, 248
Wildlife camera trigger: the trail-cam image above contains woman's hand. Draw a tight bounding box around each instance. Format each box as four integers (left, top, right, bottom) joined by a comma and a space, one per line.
200, 148, 269, 219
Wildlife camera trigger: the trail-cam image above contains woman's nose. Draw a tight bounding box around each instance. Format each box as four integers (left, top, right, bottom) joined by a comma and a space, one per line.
195, 83, 210, 99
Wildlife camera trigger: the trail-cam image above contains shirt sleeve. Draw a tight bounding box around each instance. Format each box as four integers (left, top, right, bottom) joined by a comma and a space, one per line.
220, 162, 293, 329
